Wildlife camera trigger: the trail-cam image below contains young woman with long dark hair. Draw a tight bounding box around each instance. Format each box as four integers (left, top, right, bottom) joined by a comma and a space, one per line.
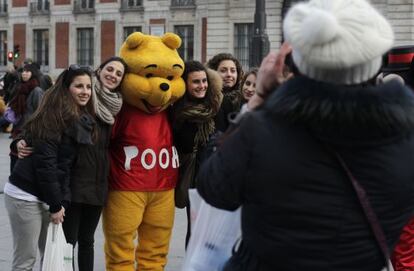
4, 65, 95, 270
172, 60, 223, 246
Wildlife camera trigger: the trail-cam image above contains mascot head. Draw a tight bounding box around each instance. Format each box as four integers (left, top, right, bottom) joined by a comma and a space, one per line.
119, 32, 185, 113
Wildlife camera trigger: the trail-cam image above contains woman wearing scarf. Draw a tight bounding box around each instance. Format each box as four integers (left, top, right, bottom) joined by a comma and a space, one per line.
8, 63, 43, 170
62, 57, 127, 271
207, 53, 243, 132
172, 60, 223, 246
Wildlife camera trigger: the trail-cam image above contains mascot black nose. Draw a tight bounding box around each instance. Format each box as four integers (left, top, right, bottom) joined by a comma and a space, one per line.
160, 83, 170, 91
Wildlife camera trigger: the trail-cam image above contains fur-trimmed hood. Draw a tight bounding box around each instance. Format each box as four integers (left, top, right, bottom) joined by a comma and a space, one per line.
264, 75, 414, 144
206, 67, 223, 106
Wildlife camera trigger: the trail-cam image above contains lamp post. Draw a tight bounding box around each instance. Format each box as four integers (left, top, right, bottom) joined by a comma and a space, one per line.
249, 0, 270, 67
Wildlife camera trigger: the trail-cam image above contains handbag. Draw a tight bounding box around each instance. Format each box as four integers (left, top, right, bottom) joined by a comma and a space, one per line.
175, 146, 198, 209
42, 222, 74, 271
331, 149, 394, 271
3, 106, 20, 124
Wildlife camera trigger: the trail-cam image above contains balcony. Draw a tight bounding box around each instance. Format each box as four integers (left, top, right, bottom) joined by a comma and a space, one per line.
120, 0, 143, 12
73, 0, 95, 14
0, 3, 7, 17
170, 0, 195, 10
29, 1, 50, 15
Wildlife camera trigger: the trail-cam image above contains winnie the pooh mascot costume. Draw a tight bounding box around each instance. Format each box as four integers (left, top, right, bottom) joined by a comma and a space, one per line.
102, 32, 185, 271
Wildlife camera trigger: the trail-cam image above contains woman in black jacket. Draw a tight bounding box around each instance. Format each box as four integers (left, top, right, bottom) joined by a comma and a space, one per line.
4, 65, 95, 271
207, 53, 243, 132
62, 56, 126, 271
172, 60, 223, 247
197, 0, 414, 270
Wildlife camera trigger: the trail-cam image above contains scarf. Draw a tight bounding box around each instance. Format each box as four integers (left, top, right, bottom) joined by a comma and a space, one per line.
92, 78, 123, 125
174, 87, 223, 147
223, 86, 242, 112
9, 78, 39, 116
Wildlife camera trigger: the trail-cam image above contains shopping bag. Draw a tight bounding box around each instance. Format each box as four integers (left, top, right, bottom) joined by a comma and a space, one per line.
182, 189, 241, 271
42, 222, 74, 271
188, 189, 203, 232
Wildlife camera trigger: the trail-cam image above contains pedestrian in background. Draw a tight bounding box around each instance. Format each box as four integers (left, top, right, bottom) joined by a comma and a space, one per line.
172, 60, 223, 247
197, 0, 414, 270
207, 53, 243, 132
8, 63, 44, 170
240, 68, 258, 103
4, 64, 95, 271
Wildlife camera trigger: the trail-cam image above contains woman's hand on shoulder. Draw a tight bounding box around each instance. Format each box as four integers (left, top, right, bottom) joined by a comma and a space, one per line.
17, 139, 33, 159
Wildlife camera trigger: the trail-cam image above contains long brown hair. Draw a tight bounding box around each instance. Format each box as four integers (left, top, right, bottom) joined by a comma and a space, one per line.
24, 66, 95, 141
206, 53, 244, 91
240, 67, 259, 102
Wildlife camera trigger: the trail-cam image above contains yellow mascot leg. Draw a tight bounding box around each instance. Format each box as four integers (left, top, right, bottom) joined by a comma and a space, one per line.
103, 190, 146, 271
136, 189, 175, 271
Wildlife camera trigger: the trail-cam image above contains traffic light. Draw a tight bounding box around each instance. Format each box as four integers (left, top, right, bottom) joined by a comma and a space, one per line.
7, 51, 13, 62
13, 45, 20, 59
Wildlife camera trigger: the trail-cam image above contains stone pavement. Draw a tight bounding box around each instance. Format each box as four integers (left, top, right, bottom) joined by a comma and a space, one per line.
0, 133, 186, 270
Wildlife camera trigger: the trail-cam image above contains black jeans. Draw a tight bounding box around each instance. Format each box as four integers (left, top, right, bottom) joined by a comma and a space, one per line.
62, 203, 102, 271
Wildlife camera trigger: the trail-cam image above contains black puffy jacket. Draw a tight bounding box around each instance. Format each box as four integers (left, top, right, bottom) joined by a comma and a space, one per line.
9, 114, 95, 213
69, 119, 111, 206
197, 76, 414, 271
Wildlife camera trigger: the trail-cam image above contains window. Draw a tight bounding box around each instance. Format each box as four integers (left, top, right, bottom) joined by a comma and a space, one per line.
120, 0, 142, 11
123, 26, 142, 40
174, 25, 193, 61
234, 23, 253, 70
171, 0, 194, 6
127, 0, 141, 7
30, 0, 50, 13
0, 31, 6, 66
33, 29, 49, 67
77, 28, 94, 66
0, 0, 7, 14
80, 0, 94, 9
74, 0, 94, 13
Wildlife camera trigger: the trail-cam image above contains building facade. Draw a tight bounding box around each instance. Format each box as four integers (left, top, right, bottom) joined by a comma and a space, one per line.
0, 0, 412, 77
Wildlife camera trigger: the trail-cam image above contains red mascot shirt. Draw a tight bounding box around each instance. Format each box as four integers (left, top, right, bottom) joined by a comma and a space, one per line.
392, 216, 414, 270
109, 104, 178, 191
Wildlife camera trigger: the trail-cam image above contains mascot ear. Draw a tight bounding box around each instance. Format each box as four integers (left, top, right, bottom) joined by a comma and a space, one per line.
126, 32, 145, 49
161, 33, 182, 50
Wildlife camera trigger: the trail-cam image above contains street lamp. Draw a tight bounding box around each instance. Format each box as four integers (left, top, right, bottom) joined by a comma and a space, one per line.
249, 0, 270, 68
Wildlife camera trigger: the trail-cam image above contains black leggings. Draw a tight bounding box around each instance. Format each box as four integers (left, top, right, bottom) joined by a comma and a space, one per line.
186, 202, 191, 249
62, 203, 102, 271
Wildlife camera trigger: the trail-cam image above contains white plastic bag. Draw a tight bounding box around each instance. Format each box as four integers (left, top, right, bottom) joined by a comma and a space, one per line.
42, 222, 74, 271
182, 189, 241, 271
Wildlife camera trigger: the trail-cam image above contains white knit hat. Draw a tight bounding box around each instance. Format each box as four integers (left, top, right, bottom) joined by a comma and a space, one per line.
283, 0, 394, 85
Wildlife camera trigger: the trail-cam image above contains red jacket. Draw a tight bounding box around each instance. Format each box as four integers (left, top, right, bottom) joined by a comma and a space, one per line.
109, 104, 178, 191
